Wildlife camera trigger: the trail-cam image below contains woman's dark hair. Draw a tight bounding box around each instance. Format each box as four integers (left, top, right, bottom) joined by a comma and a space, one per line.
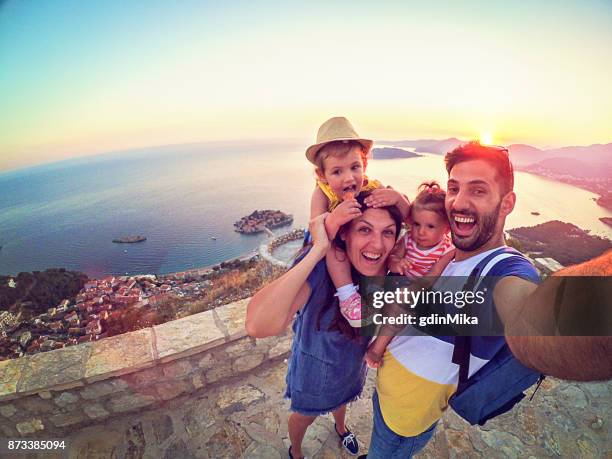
318, 191, 403, 339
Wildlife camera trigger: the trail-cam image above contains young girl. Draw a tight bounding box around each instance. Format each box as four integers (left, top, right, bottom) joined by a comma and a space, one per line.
307, 117, 410, 327
366, 181, 455, 367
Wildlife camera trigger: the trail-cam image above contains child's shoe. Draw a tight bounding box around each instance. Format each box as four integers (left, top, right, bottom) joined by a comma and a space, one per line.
339, 292, 363, 327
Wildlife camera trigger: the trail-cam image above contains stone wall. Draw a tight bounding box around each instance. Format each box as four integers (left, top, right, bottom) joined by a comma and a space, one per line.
0, 298, 292, 437
259, 229, 305, 267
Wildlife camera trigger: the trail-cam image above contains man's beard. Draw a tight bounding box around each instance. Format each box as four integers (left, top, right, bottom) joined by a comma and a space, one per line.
450, 201, 501, 252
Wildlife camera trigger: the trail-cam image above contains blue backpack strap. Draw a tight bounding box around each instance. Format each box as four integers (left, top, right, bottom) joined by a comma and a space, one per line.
449, 247, 545, 425
451, 247, 524, 392
452, 336, 471, 390
468, 247, 523, 282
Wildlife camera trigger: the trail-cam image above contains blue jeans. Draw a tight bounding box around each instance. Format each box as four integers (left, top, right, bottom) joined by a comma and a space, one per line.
367, 391, 438, 459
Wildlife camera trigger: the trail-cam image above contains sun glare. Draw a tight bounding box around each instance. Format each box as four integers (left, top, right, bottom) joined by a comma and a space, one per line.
479, 132, 494, 145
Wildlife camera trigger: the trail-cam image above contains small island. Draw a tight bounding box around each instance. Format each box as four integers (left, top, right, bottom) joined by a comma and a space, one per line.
112, 235, 147, 243
599, 217, 612, 229
596, 193, 612, 211
234, 210, 293, 234
371, 147, 421, 160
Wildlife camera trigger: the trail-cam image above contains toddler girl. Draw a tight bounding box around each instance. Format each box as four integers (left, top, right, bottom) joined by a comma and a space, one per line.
366, 181, 455, 367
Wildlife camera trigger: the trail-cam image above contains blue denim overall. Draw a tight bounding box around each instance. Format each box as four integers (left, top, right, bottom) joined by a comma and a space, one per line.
285, 258, 369, 416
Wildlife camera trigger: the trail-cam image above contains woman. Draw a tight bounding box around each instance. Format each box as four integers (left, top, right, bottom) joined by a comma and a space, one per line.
246, 193, 403, 459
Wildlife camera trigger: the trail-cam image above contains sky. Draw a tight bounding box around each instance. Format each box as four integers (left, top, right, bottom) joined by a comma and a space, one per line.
1, 0, 611, 171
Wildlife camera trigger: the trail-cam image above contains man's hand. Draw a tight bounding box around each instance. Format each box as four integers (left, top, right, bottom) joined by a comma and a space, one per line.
365, 345, 384, 369
325, 198, 362, 238
500, 250, 612, 381
364, 187, 402, 208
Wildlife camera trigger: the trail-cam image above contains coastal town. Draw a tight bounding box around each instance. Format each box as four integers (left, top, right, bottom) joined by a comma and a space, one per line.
517, 162, 612, 214
0, 255, 276, 361
234, 209, 293, 234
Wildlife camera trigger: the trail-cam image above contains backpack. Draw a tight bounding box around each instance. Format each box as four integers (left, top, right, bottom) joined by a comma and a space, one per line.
448, 247, 545, 426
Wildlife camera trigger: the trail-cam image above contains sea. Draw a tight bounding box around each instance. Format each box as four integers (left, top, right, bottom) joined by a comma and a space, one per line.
1, 141, 610, 278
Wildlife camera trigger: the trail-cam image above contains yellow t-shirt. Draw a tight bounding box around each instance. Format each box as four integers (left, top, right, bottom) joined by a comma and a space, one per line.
376, 337, 457, 436
316, 176, 382, 211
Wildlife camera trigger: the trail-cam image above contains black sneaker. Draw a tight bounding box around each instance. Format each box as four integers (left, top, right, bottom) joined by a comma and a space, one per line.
335, 423, 359, 456
288, 445, 306, 459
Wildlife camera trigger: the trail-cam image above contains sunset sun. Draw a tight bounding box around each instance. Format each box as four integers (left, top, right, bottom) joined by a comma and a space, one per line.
479, 132, 494, 145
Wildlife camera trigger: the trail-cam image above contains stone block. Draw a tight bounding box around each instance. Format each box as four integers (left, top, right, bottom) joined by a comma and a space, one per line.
16, 418, 44, 436
196, 353, 214, 370
254, 335, 276, 352
214, 298, 249, 340
232, 353, 265, 373
54, 391, 80, 407
205, 365, 233, 384
216, 384, 264, 413
183, 398, 216, 432
83, 403, 109, 420
0, 358, 26, 400
268, 337, 292, 359
152, 414, 174, 443
242, 443, 282, 459
120, 367, 163, 389
49, 411, 85, 428
0, 423, 17, 437
154, 310, 225, 363
17, 396, 55, 414
154, 380, 192, 401
224, 337, 254, 358
107, 394, 156, 413
18, 344, 91, 394
0, 403, 17, 418
49, 381, 84, 392
38, 391, 52, 400
192, 374, 205, 390
84, 329, 155, 382
162, 360, 193, 379
80, 379, 129, 400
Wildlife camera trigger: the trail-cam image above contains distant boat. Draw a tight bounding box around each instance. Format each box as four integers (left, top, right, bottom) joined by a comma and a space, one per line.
112, 235, 147, 243
531, 212, 541, 216
211, 236, 217, 240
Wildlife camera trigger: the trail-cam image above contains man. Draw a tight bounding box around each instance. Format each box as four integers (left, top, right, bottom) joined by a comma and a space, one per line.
444, 142, 610, 379
364, 141, 611, 458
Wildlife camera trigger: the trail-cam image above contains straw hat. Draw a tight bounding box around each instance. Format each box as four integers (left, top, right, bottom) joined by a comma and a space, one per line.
305, 116, 373, 164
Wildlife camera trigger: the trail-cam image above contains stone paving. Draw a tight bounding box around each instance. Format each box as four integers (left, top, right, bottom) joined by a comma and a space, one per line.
7, 357, 610, 459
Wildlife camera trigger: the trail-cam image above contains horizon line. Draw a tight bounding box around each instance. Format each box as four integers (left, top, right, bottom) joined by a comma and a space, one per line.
2, 136, 611, 176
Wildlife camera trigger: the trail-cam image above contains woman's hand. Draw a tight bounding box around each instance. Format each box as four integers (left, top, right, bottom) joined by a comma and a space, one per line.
309, 212, 331, 258
364, 187, 402, 208
388, 256, 412, 276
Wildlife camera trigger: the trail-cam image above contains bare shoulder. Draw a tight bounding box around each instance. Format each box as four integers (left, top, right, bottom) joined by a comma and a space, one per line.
311, 186, 329, 216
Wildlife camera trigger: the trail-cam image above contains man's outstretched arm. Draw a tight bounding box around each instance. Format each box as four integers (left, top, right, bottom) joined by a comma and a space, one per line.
495, 250, 612, 381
